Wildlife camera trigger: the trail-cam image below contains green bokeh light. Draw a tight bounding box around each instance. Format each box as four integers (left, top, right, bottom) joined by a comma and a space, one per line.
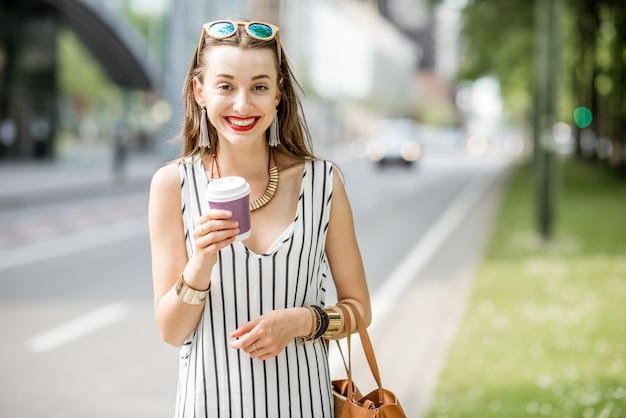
573, 107, 593, 128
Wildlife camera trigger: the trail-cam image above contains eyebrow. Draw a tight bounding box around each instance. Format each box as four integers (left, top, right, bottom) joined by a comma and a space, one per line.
215, 74, 272, 81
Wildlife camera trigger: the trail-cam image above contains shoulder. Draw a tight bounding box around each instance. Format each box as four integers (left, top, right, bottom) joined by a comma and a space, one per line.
306, 159, 343, 206
150, 161, 181, 192
149, 162, 183, 228
309, 159, 342, 188
299, 158, 336, 176
274, 154, 339, 189
276, 154, 303, 175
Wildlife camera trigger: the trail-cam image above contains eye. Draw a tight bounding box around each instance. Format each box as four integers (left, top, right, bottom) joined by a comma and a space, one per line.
217, 83, 233, 91
252, 84, 269, 91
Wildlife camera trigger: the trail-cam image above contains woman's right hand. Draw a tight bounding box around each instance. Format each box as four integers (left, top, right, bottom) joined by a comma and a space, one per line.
192, 209, 240, 266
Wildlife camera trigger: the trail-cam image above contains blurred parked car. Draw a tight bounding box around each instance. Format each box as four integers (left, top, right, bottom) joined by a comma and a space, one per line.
365, 118, 422, 166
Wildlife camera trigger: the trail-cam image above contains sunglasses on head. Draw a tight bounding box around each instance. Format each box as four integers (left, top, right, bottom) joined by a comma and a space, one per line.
197, 20, 281, 65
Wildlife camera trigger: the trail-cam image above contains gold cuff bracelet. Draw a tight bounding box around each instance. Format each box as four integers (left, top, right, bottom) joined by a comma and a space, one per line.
323, 308, 341, 338
175, 274, 209, 305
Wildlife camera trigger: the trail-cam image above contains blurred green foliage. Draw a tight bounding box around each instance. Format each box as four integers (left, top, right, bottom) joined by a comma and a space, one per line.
57, 29, 122, 100
429, 0, 626, 172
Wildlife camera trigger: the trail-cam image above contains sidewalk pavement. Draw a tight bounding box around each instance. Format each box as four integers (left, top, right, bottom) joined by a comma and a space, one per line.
0, 148, 163, 209
0, 142, 342, 208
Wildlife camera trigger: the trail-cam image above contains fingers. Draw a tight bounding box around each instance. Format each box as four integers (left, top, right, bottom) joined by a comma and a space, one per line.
240, 340, 276, 361
197, 209, 238, 235
229, 315, 287, 360
195, 220, 239, 239
229, 320, 259, 350
230, 320, 263, 358
200, 209, 234, 222
230, 336, 263, 356
230, 320, 256, 339
248, 342, 262, 357
193, 210, 240, 251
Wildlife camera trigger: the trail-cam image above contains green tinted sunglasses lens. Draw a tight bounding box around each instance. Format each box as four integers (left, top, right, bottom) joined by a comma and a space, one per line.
247, 23, 273, 39
209, 22, 236, 37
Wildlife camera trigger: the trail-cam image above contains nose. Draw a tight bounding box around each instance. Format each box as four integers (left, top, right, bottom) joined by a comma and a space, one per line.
233, 90, 251, 114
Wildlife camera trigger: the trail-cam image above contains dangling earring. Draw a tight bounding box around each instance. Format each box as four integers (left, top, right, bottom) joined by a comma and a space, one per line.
268, 111, 280, 147
198, 107, 210, 149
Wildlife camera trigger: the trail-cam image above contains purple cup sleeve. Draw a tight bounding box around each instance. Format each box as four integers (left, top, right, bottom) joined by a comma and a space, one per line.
208, 195, 251, 234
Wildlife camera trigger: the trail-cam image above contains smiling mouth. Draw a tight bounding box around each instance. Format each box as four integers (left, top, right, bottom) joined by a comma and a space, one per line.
226, 116, 259, 131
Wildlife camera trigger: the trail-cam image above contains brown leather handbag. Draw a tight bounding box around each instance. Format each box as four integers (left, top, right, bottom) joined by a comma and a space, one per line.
332, 302, 406, 418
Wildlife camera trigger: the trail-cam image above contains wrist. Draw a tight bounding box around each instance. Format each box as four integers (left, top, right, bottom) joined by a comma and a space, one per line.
174, 273, 209, 305
183, 257, 213, 290
300, 305, 342, 341
300, 306, 317, 340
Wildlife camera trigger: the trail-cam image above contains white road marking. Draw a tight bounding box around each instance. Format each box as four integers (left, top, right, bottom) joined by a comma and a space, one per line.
369, 166, 499, 334
28, 302, 130, 353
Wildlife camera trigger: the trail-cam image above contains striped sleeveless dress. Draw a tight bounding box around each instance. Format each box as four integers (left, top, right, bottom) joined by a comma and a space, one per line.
176, 157, 335, 417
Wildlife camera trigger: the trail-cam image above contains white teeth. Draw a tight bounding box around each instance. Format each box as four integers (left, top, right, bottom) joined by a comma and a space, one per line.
228, 117, 256, 127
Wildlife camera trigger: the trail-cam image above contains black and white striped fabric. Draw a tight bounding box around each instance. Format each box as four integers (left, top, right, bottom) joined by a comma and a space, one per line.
176, 157, 335, 417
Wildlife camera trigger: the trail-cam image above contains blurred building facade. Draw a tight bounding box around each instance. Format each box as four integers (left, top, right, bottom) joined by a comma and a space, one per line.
0, 0, 158, 160
1, 0, 449, 161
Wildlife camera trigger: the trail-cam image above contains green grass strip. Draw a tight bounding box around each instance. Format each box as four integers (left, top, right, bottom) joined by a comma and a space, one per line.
427, 158, 626, 418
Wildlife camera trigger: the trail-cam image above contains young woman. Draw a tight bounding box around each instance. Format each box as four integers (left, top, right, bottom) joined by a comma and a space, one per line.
149, 19, 371, 417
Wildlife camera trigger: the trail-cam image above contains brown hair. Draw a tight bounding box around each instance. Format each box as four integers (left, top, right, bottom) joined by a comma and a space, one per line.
175, 23, 316, 161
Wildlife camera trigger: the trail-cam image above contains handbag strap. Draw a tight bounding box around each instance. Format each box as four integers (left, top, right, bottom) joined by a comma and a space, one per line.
336, 303, 355, 400
341, 301, 384, 400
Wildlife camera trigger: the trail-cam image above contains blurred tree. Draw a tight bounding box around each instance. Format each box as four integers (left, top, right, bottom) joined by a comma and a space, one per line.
562, 0, 625, 172
569, 0, 600, 158
432, 0, 536, 122
426, 0, 625, 241
428, 0, 626, 175
610, 5, 626, 174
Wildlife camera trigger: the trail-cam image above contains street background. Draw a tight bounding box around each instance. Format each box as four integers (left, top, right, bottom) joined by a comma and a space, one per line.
1, 0, 625, 417
0, 143, 512, 417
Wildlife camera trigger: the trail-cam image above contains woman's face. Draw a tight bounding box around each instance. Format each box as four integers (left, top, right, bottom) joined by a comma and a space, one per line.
194, 45, 281, 149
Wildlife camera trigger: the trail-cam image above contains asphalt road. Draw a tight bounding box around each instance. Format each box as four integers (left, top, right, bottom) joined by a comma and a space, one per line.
0, 149, 511, 417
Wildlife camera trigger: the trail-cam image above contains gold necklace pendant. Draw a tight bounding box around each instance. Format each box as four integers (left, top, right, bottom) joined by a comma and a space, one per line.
211, 150, 279, 211
250, 164, 278, 211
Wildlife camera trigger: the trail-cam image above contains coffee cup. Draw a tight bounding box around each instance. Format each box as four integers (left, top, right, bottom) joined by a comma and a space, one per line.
205, 176, 251, 241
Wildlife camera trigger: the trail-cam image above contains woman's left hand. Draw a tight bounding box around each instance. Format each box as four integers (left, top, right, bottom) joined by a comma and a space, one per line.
229, 308, 309, 361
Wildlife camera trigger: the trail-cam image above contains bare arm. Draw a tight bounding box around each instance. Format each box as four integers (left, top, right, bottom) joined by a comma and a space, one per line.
149, 163, 239, 347
325, 170, 372, 336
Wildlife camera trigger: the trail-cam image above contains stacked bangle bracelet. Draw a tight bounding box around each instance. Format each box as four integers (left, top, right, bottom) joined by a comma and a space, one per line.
302, 305, 342, 341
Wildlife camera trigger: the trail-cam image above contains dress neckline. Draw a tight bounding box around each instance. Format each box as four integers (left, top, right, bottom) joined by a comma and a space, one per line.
198, 158, 308, 257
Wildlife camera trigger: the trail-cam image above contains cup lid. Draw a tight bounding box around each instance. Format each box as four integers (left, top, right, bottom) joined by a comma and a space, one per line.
205, 176, 251, 201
